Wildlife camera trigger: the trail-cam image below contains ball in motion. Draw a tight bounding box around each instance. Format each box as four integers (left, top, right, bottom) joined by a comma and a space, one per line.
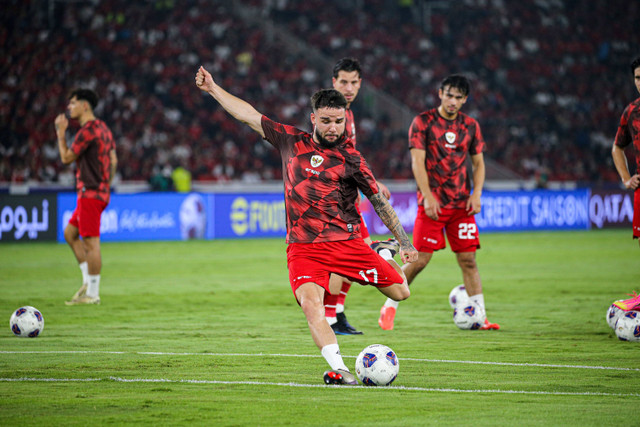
355, 344, 399, 386
449, 284, 469, 309
606, 301, 624, 330
453, 300, 486, 330
614, 311, 640, 342
10, 306, 44, 338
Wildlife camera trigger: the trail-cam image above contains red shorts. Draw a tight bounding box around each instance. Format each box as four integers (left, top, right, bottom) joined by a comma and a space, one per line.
287, 239, 403, 297
413, 206, 480, 253
68, 197, 108, 238
633, 189, 640, 239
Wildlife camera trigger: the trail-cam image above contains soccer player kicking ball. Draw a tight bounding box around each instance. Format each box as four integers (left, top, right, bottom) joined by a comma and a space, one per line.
195, 65, 417, 385
378, 74, 500, 331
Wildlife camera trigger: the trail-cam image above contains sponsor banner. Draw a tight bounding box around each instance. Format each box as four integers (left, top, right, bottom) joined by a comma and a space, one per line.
589, 189, 634, 229
0, 194, 57, 242
57, 193, 207, 242
211, 193, 286, 239
362, 189, 590, 234
360, 192, 418, 236
477, 189, 590, 231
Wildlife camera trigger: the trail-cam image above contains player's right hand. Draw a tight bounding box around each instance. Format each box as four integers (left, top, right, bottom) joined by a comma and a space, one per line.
423, 193, 441, 220
195, 66, 214, 92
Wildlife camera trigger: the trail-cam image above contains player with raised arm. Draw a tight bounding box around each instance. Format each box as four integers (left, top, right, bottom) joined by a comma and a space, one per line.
378, 74, 500, 331
55, 89, 117, 305
324, 57, 393, 335
611, 55, 640, 311
195, 65, 417, 384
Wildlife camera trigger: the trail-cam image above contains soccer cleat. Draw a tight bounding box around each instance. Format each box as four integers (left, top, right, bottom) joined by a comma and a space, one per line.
323, 369, 358, 385
65, 295, 101, 306
70, 284, 87, 301
370, 238, 400, 257
332, 312, 363, 335
479, 318, 500, 330
613, 293, 640, 311
378, 305, 396, 330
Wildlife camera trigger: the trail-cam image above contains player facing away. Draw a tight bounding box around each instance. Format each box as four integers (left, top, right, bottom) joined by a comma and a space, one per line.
195, 65, 417, 384
378, 74, 500, 331
324, 57, 393, 335
55, 89, 117, 305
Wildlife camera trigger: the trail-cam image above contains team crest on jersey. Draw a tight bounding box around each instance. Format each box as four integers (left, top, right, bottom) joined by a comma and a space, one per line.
445, 132, 457, 144
310, 155, 324, 168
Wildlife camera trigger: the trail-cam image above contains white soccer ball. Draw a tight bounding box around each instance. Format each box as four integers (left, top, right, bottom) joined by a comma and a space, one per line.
355, 344, 399, 386
453, 300, 485, 330
449, 284, 469, 309
606, 301, 624, 330
614, 311, 640, 342
10, 306, 44, 338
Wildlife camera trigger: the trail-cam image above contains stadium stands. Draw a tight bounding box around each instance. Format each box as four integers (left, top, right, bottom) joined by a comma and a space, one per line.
1, 0, 637, 186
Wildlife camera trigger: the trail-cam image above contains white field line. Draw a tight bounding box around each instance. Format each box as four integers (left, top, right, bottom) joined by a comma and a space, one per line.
0, 376, 639, 397
1, 350, 639, 372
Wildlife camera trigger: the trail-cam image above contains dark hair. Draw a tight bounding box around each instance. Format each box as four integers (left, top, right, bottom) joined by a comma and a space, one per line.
439, 74, 471, 97
310, 89, 348, 112
332, 57, 362, 79
68, 88, 99, 110
631, 56, 640, 75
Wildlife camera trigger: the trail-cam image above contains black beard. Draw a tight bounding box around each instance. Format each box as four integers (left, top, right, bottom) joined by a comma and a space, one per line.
315, 128, 345, 148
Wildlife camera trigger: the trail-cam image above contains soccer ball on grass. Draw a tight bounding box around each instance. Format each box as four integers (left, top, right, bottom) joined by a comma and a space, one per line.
355, 344, 399, 386
453, 300, 485, 330
448, 284, 468, 309
10, 306, 44, 338
614, 311, 640, 342
606, 301, 624, 330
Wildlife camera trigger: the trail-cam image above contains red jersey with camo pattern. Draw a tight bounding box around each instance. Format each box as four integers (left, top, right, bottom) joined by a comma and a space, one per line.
71, 119, 115, 203
261, 115, 378, 244
614, 97, 640, 172
409, 108, 486, 209
345, 108, 357, 145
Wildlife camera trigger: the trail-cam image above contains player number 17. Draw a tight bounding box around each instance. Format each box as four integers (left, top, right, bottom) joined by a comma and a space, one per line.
359, 268, 379, 284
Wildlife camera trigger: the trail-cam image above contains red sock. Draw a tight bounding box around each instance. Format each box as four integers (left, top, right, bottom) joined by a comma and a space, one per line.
324, 292, 338, 317
337, 281, 351, 307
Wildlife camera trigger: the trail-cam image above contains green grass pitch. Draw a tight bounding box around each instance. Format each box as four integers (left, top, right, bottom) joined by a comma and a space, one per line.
0, 230, 638, 426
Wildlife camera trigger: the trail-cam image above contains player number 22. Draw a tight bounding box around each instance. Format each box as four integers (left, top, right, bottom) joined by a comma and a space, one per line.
458, 223, 477, 239
359, 268, 379, 284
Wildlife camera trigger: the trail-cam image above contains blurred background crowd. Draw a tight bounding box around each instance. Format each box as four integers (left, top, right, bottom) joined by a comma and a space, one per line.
1, 0, 638, 189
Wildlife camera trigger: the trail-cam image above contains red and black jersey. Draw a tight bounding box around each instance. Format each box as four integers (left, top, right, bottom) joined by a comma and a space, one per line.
409, 108, 485, 209
261, 115, 378, 243
345, 108, 357, 145
71, 119, 115, 203
614, 97, 640, 173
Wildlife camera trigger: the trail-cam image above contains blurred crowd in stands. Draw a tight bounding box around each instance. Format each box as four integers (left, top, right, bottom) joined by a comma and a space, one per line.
1, 0, 638, 188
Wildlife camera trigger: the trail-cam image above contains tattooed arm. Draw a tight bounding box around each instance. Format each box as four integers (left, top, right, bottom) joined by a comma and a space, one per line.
368, 192, 418, 264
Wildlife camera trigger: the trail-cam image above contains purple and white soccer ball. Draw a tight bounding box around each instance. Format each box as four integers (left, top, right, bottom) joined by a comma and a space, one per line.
606, 301, 624, 330
10, 306, 44, 338
355, 344, 399, 386
453, 300, 485, 330
449, 284, 469, 309
614, 311, 640, 342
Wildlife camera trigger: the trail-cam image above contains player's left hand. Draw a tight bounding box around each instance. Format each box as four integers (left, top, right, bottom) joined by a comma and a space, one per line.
466, 193, 481, 216
399, 242, 418, 264
377, 181, 391, 199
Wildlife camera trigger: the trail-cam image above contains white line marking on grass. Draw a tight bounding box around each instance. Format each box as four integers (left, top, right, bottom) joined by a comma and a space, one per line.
1, 377, 639, 397
1, 350, 639, 372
